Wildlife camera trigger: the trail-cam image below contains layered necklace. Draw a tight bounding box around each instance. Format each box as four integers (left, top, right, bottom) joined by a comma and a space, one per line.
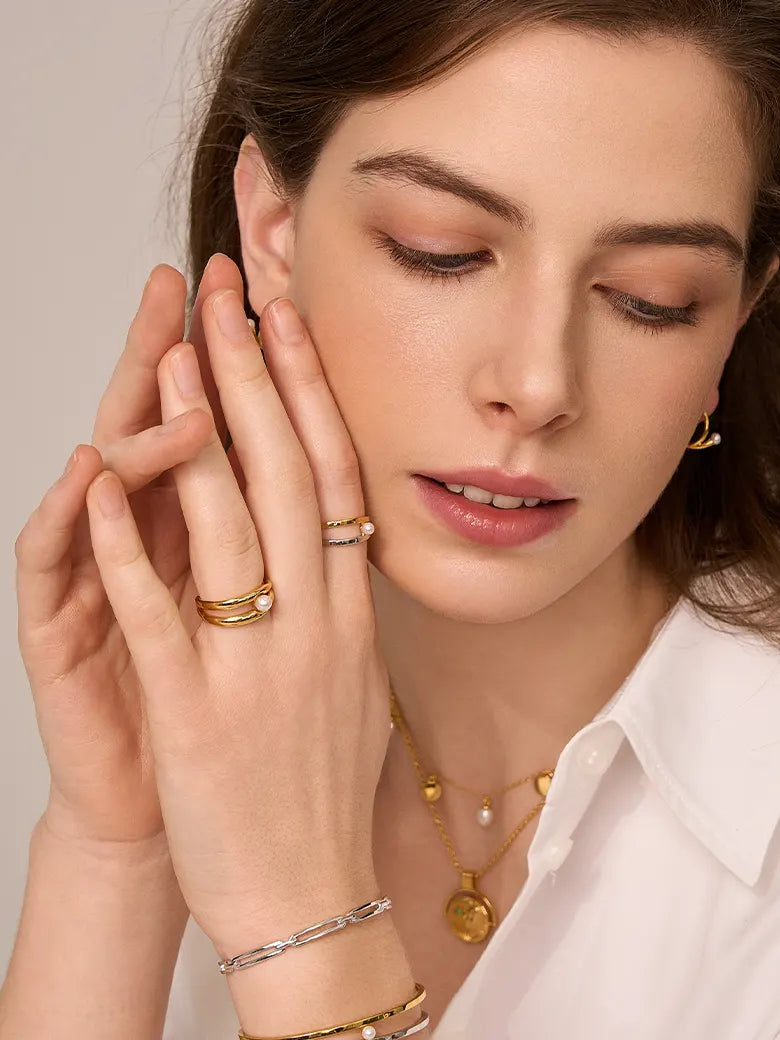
388, 684, 555, 944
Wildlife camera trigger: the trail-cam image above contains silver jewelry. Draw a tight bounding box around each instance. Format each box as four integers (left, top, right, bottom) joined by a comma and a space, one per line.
360, 1009, 431, 1039
321, 515, 375, 546
217, 896, 392, 974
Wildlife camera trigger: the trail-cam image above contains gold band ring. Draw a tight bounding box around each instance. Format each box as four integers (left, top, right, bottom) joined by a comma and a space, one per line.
321, 514, 375, 546
196, 580, 274, 627
194, 515, 375, 626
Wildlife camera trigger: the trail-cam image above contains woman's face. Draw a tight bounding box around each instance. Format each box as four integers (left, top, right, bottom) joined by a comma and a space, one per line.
240, 27, 772, 623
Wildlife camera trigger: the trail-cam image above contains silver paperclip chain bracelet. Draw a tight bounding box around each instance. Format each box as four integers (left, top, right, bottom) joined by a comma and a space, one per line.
217, 896, 393, 974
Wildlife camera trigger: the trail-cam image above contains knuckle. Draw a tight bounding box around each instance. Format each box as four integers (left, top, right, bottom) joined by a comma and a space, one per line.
327, 447, 363, 489
231, 364, 272, 397
14, 523, 31, 561
218, 521, 261, 564
134, 594, 180, 641
293, 358, 325, 391
112, 537, 148, 571
280, 458, 317, 501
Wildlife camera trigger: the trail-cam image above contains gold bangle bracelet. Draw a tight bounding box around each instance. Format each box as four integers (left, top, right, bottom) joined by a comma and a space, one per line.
238, 981, 426, 1040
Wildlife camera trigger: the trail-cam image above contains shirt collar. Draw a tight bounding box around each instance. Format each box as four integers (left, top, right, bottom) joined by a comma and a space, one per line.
593, 595, 780, 887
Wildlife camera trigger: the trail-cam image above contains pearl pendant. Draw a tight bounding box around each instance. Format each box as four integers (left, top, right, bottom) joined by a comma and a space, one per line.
254, 594, 272, 612
477, 797, 493, 827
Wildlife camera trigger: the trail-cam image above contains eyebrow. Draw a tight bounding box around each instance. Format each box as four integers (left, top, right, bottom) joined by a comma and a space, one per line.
348, 149, 746, 272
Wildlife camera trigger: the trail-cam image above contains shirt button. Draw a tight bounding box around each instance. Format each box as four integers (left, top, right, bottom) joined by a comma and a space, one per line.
542, 837, 573, 871
575, 735, 617, 775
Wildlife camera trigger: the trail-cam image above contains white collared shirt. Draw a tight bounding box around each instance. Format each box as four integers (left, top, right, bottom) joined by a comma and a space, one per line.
162, 595, 780, 1039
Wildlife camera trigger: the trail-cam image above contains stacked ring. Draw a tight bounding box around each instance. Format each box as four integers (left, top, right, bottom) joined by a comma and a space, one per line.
195, 516, 375, 626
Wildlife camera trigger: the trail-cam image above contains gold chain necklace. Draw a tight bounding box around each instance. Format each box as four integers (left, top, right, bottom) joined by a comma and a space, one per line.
388, 684, 555, 945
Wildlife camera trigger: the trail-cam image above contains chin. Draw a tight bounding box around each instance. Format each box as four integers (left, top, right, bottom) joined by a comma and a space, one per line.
369, 539, 591, 625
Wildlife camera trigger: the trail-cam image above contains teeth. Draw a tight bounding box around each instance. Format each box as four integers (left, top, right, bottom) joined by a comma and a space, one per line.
443, 482, 549, 508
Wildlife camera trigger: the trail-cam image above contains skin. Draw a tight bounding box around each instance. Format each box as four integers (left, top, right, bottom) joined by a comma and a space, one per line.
232, 26, 779, 802
231, 24, 780, 802
6, 24, 778, 1035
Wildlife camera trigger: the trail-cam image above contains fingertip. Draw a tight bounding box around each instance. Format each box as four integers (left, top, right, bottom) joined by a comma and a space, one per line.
55, 443, 103, 486
87, 470, 127, 521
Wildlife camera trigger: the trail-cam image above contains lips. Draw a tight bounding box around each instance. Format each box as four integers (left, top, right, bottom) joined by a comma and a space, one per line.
411, 475, 578, 547
419, 469, 574, 502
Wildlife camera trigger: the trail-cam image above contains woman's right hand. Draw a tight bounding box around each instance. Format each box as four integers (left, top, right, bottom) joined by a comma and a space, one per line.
14, 255, 246, 853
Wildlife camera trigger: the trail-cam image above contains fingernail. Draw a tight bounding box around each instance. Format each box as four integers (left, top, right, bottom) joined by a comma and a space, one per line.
204, 254, 224, 277
57, 448, 78, 483
270, 299, 304, 343
213, 290, 253, 343
172, 349, 203, 399
95, 474, 126, 519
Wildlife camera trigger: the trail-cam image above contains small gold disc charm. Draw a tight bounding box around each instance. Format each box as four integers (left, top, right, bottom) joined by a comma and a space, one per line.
422, 775, 442, 802
444, 871, 497, 943
535, 770, 554, 797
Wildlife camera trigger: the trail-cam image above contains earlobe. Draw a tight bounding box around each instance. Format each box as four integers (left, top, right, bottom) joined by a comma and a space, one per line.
232, 133, 295, 312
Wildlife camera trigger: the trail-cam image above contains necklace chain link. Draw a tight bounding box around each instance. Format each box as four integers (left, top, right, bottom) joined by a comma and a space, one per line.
389, 688, 552, 880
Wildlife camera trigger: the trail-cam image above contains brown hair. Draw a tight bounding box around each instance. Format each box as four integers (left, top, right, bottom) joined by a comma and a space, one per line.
166, 1, 780, 646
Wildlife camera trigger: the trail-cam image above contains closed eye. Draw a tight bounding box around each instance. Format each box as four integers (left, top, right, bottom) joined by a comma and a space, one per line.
373, 234, 700, 335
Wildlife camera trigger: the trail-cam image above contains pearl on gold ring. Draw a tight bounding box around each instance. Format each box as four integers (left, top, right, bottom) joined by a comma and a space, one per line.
362, 1027, 377, 1039
362, 521, 375, 535
254, 594, 273, 611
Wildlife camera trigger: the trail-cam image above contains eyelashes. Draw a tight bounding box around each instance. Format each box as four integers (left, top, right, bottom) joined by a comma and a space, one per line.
373, 234, 700, 335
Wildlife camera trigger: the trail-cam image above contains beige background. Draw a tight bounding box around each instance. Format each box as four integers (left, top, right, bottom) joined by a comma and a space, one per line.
1, 0, 220, 973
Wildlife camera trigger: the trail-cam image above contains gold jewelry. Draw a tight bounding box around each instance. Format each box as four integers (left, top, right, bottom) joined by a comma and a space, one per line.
196, 580, 275, 627
321, 515, 375, 546
238, 981, 426, 1040
686, 411, 722, 450
419, 766, 554, 827
195, 508, 376, 625
389, 685, 555, 945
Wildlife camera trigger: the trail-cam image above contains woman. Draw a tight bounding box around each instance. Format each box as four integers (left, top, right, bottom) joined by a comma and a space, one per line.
3, 1, 780, 1038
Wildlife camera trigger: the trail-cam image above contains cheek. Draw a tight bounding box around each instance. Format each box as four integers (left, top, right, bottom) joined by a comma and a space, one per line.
584, 338, 723, 497
294, 271, 434, 481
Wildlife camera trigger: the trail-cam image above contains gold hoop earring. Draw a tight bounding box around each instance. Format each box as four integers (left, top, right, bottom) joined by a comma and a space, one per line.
687, 412, 722, 450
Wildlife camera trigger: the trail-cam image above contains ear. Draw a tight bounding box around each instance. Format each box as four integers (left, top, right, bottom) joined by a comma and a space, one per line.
703, 252, 780, 415
735, 251, 780, 331
232, 133, 296, 317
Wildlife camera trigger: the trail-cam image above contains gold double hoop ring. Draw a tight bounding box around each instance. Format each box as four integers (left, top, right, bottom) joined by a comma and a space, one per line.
195, 515, 375, 627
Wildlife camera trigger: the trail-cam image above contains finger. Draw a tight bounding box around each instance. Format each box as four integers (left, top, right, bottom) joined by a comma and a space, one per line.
156, 339, 269, 622
92, 256, 241, 453
91, 264, 188, 446
186, 252, 246, 451
14, 411, 213, 630
15, 444, 105, 627
84, 469, 202, 731
100, 407, 213, 494
260, 297, 373, 613
198, 286, 327, 603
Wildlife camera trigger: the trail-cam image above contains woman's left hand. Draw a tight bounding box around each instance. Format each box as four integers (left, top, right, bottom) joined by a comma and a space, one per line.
83, 254, 392, 956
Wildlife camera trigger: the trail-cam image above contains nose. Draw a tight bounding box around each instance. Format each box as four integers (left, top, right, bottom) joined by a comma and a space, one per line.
472, 288, 584, 438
